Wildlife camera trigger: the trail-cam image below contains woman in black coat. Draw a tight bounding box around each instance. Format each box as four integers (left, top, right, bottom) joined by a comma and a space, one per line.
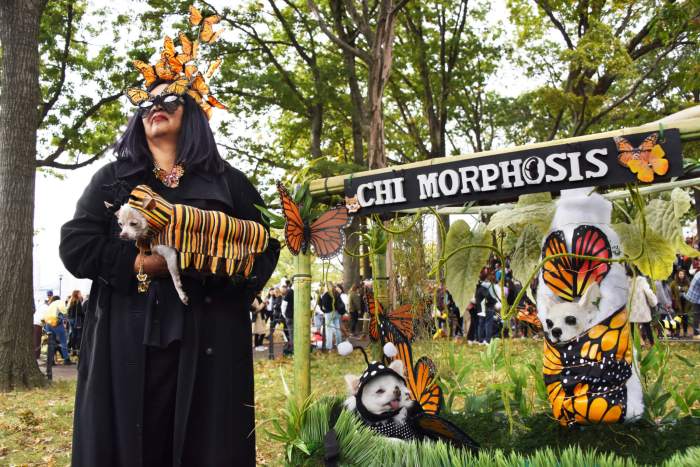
59, 81, 279, 466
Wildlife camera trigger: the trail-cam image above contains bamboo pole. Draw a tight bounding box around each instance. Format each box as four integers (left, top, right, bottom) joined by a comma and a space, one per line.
308, 116, 700, 198
292, 252, 312, 403
371, 252, 388, 361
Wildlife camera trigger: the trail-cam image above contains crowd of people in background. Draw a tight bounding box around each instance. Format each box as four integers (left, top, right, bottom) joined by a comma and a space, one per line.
37, 248, 700, 366
33, 289, 86, 365
251, 279, 374, 353
429, 249, 700, 347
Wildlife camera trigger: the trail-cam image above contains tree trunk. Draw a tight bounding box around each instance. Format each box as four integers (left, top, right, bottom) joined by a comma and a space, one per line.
310, 101, 323, 159
330, 0, 366, 166
0, 0, 47, 391
366, 6, 399, 170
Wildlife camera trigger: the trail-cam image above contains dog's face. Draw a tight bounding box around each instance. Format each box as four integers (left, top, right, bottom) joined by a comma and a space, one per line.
542, 283, 600, 344
116, 204, 149, 240
345, 360, 413, 415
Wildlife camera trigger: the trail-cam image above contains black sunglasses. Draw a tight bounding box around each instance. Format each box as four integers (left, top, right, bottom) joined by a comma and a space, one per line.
138, 93, 184, 118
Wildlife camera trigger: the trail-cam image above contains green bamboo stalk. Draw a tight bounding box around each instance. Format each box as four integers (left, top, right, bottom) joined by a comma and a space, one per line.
293, 252, 312, 404
371, 252, 388, 360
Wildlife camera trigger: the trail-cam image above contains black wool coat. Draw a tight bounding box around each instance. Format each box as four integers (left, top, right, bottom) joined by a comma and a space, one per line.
59, 158, 280, 467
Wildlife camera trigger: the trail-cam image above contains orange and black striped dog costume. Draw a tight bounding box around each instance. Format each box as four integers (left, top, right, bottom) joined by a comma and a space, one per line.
127, 184, 269, 277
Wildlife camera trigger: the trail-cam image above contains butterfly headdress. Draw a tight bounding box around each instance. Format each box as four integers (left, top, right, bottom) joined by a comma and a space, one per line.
125, 5, 226, 119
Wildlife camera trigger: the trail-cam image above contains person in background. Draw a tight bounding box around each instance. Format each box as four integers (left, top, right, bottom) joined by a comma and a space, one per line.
627, 267, 657, 346
335, 283, 349, 338
446, 290, 461, 339
320, 283, 342, 349
45, 289, 54, 305
493, 271, 508, 338
270, 287, 290, 345
32, 303, 43, 360
67, 290, 84, 355
251, 291, 267, 351
43, 295, 72, 365
683, 269, 700, 340
475, 269, 499, 345
670, 269, 692, 337
282, 282, 294, 353
348, 282, 362, 337
655, 279, 675, 338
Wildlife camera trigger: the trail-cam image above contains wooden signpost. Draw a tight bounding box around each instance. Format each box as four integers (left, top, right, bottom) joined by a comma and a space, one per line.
293, 116, 700, 403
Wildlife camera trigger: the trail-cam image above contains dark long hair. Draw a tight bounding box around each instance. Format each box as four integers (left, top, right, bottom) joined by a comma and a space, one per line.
114, 80, 225, 174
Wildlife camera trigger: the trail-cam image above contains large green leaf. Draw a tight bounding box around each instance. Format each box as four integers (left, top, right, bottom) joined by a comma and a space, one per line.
486, 193, 555, 235
644, 189, 700, 258
445, 220, 491, 313
510, 224, 542, 300
613, 219, 676, 280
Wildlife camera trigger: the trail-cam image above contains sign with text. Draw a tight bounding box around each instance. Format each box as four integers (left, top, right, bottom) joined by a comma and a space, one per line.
344, 129, 682, 215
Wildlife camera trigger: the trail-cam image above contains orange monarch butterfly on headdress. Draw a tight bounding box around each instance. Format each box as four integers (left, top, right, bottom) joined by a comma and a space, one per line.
541, 225, 611, 302
277, 182, 350, 260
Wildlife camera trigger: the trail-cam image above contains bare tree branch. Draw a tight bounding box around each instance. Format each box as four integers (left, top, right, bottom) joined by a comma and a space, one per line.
40, 0, 75, 124
344, 0, 374, 43
268, 0, 315, 68
38, 91, 122, 165
37, 145, 108, 169
307, 0, 371, 62
535, 0, 574, 49
582, 44, 678, 133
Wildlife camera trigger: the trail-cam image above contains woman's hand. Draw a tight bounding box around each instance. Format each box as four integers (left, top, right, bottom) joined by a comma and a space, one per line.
134, 253, 170, 277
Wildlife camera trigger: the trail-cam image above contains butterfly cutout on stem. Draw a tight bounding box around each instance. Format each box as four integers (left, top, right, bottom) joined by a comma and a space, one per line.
277, 181, 350, 259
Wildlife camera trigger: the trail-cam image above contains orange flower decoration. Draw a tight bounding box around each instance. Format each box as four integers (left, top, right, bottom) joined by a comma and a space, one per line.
614, 133, 668, 183
627, 144, 668, 183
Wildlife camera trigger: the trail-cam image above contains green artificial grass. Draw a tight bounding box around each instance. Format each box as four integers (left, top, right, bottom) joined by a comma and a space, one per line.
0, 339, 697, 465
275, 396, 700, 466
445, 411, 700, 465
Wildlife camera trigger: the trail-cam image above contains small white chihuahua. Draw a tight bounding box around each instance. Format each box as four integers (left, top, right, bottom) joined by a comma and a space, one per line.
344, 359, 415, 426
116, 204, 188, 304
541, 282, 601, 344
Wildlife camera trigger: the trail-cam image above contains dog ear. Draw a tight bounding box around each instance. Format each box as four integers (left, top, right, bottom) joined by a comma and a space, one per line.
540, 289, 559, 311
389, 359, 404, 377
579, 282, 601, 310
344, 374, 360, 396
141, 195, 157, 211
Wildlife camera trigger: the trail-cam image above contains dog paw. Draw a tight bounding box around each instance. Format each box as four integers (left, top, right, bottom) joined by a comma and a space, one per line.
180, 294, 189, 305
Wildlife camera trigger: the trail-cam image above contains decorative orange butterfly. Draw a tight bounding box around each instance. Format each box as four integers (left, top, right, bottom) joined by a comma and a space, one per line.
614, 133, 669, 183
395, 341, 442, 415
367, 297, 415, 344
133, 60, 157, 86
516, 301, 542, 329
277, 182, 350, 259
541, 225, 611, 302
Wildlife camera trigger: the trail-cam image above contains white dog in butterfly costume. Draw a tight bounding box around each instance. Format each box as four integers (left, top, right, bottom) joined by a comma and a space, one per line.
116, 184, 269, 304
537, 188, 644, 426
336, 341, 479, 451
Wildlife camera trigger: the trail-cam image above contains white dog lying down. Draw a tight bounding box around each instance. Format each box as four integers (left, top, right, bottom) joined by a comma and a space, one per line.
344, 358, 416, 436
